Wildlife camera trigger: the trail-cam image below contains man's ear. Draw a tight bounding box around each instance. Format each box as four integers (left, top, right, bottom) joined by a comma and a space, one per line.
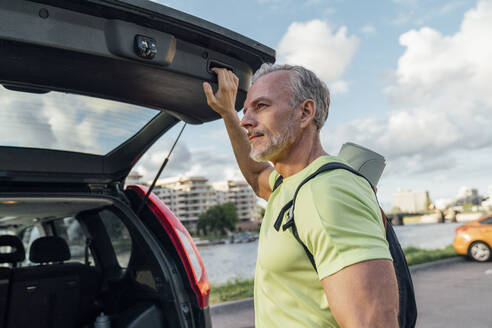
299, 99, 316, 128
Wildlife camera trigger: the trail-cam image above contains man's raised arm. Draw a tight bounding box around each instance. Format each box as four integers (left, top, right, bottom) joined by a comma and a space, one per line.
202, 68, 273, 201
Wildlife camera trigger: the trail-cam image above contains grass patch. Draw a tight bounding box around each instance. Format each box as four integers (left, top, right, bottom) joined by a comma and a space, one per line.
403, 244, 457, 266
209, 279, 254, 305
209, 245, 458, 304
402, 216, 422, 224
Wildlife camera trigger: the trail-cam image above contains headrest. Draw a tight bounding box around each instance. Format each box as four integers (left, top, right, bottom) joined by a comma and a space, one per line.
0, 235, 25, 263
29, 236, 71, 263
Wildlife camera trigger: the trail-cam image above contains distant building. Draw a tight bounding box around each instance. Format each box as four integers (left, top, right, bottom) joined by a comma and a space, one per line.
481, 185, 492, 210
213, 180, 259, 222
456, 187, 481, 205
125, 172, 143, 185
152, 176, 216, 230
434, 198, 453, 210
392, 189, 430, 213
152, 176, 258, 230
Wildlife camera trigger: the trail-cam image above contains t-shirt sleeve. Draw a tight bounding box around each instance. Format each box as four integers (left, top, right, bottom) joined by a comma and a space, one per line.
294, 170, 392, 280
268, 169, 281, 190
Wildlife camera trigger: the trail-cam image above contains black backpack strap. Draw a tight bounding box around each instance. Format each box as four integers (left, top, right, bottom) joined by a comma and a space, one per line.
289, 219, 318, 273
285, 162, 372, 230
272, 175, 283, 192
274, 162, 374, 272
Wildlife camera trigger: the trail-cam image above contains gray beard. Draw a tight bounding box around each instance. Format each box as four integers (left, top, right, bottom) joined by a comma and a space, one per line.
250, 117, 296, 162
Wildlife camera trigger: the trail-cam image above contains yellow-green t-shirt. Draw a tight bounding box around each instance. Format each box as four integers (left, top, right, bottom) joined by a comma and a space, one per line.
254, 155, 392, 328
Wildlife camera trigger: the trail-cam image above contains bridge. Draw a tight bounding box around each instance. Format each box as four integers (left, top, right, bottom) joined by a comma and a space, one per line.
387, 212, 430, 226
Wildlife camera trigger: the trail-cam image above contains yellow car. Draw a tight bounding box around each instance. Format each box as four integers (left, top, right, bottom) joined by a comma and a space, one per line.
453, 214, 492, 262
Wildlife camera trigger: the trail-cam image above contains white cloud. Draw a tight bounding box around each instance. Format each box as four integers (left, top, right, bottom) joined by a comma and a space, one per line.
439, 1, 468, 15
392, 0, 469, 26
325, 0, 492, 176
277, 19, 359, 84
0, 87, 155, 155
132, 137, 192, 182
329, 80, 349, 94
132, 137, 243, 184
360, 24, 376, 35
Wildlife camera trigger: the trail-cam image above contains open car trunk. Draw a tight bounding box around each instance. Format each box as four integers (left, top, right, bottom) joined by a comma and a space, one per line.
0, 190, 205, 328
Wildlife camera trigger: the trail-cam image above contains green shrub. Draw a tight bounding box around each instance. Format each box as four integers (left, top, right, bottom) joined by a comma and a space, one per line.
403, 244, 456, 266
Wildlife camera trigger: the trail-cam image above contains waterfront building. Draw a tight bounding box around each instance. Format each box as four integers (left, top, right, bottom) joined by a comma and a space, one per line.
392, 189, 430, 213
125, 171, 143, 185
434, 198, 454, 210
481, 185, 492, 210
152, 176, 217, 230
152, 176, 258, 230
456, 186, 481, 205
212, 180, 259, 222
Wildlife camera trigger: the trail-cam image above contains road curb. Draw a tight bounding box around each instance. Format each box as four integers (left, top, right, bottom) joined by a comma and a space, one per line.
211, 297, 254, 315
409, 256, 465, 273
211, 257, 467, 312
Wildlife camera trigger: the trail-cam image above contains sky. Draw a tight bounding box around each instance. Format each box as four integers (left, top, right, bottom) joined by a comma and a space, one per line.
130, 0, 491, 209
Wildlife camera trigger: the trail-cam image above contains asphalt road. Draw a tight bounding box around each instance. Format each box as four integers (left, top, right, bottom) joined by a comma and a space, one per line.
211, 298, 254, 328
211, 258, 492, 328
414, 259, 492, 328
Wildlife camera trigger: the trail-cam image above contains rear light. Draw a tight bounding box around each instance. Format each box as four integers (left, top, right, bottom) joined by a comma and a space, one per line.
128, 185, 210, 308
456, 225, 467, 233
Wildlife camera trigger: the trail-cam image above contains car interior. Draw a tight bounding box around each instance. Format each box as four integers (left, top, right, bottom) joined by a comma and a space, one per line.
0, 191, 193, 328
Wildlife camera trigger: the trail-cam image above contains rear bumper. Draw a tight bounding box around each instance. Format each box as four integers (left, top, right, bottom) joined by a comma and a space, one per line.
453, 234, 470, 255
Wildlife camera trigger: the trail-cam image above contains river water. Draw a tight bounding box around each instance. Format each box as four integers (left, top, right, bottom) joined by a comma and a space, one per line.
199, 222, 463, 284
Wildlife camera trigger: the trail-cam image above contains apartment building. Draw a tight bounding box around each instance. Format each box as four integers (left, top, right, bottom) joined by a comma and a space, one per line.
456, 186, 481, 205
213, 180, 259, 222
152, 176, 258, 230
392, 189, 430, 213
152, 176, 217, 229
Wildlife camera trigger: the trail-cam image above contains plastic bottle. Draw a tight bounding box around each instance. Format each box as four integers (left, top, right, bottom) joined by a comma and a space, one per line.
94, 312, 111, 328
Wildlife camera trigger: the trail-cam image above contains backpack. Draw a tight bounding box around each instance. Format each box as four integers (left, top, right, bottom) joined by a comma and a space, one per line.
272, 162, 417, 328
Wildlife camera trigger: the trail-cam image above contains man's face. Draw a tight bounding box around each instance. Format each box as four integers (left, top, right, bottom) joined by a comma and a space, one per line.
241, 70, 299, 162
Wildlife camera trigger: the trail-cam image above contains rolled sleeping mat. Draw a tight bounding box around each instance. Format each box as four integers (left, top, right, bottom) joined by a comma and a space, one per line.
337, 142, 386, 188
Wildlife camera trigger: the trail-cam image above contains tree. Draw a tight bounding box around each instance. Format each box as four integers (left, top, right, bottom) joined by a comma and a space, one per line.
197, 202, 238, 236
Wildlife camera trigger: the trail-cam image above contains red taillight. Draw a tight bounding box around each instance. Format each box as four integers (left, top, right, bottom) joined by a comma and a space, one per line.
128, 185, 210, 308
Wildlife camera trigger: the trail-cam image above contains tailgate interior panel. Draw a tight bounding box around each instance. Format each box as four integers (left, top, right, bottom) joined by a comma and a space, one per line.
0, 0, 275, 124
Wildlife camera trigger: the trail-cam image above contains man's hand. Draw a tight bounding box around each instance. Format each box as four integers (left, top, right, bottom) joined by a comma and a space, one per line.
201, 67, 273, 200
322, 259, 399, 328
203, 68, 239, 118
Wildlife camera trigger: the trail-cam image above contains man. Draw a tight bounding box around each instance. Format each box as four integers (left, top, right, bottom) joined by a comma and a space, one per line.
203, 64, 398, 328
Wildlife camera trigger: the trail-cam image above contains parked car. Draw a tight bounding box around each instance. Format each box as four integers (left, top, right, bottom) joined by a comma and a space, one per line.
0, 0, 275, 327
453, 214, 492, 262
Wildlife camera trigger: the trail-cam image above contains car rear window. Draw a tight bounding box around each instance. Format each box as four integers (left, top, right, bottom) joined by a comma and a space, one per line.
0, 85, 159, 155
480, 217, 492, 225
99, 209, 132, 268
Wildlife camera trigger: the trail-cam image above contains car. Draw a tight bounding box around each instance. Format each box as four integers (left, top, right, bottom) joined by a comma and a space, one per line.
453, 214, 492, 262
0, 1, 275, 327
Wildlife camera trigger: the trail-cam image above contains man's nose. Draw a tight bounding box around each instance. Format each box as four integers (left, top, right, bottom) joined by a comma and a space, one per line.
240, 110, 256, 129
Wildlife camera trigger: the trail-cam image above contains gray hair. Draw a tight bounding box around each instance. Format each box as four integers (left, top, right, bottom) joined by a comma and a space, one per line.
251, 63, 330, 130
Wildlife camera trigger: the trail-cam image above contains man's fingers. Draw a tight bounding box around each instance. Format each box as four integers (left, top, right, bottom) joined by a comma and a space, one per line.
211, 67, 238, 88
202, 82, 216, 105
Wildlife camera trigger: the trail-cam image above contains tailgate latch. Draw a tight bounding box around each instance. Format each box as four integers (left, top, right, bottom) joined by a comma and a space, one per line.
134, 35, 157, 60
